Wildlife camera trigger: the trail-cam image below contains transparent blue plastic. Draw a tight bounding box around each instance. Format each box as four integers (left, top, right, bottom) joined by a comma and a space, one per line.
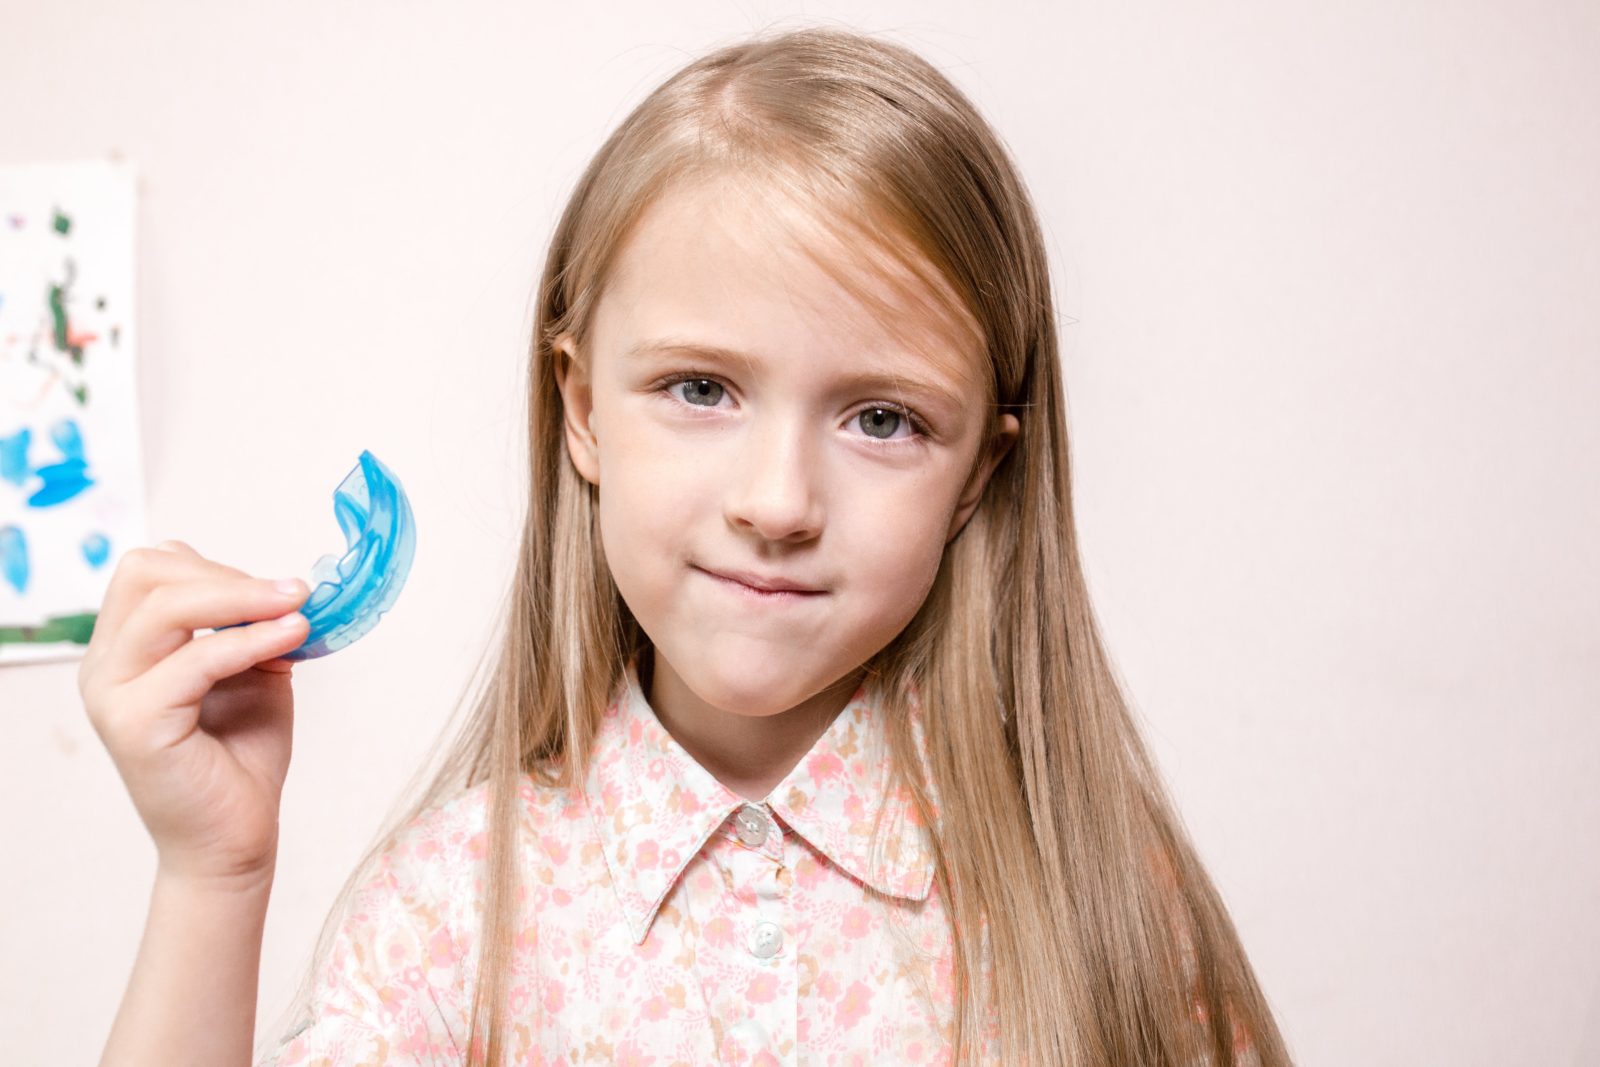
221, 449, 416, 661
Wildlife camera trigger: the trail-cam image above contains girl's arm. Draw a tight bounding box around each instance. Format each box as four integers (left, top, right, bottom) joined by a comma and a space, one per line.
79, 541, 311, 1066
99, 868, 274, 1067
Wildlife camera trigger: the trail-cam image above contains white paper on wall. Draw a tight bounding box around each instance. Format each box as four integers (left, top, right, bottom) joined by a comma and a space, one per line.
0, 157, 146, 666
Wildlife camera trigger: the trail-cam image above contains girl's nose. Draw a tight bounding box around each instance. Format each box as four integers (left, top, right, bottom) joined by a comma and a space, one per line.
723, 415, 824, 543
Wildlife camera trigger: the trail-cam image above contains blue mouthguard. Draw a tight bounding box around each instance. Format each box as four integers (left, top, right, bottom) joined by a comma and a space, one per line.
221, 449, 416, 661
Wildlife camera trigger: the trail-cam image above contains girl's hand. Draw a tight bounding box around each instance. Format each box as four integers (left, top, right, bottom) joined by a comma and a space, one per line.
79, 540, 312, 888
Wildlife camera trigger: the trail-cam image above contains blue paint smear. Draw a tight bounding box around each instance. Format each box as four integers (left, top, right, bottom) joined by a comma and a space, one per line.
0, 525, 28, 594
27, 458, 94, 507
51, 417, 85, 462
82, 531, 111, 568
0, 428, 30, 486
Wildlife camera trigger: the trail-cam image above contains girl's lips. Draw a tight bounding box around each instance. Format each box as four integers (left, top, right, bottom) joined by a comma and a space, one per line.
695, 566, 827, 601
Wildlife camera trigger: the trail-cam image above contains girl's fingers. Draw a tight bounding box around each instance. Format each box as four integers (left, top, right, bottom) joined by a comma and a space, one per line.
84, 549, 197, 688
92, 544, 251, 654
102, 576, 309, 686
132, 614, 310, 729
155, 539, 218, 565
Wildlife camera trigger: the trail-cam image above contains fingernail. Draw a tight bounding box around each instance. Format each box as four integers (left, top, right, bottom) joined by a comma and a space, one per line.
277, 611, 305, 628
274, 579, 303, 596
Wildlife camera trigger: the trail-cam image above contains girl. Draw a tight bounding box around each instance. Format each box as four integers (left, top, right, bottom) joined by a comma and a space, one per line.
85, 25, 1294, 1067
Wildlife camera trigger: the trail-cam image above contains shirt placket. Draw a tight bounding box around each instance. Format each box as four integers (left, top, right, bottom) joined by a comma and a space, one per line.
712, 800, 797, 1065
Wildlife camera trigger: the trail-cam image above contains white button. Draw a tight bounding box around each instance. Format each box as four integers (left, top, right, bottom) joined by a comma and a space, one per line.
734, 805, 769, 847
748, 920, 784, 959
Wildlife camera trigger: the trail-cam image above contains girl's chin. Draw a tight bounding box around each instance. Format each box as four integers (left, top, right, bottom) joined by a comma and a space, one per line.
651, 648, 834, 714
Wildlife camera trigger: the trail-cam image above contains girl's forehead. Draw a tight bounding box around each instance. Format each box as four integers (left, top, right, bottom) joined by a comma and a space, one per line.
602, 176, 985, 390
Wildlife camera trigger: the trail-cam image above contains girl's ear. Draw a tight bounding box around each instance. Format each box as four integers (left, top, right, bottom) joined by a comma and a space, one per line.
946, 413, 1020, 544
552, 334, 602, 487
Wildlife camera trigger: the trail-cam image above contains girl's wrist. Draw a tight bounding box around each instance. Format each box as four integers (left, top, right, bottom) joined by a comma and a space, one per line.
155, 855, 278, 901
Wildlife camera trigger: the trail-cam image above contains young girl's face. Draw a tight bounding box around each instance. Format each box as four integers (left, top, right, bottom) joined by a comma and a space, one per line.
555, 176, 1018, 718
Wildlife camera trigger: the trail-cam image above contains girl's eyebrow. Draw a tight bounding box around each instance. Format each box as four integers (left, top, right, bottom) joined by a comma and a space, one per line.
625, 336, 966, 414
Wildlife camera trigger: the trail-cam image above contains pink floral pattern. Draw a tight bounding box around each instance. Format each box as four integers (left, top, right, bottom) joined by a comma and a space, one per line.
260, 654, 1000, 1065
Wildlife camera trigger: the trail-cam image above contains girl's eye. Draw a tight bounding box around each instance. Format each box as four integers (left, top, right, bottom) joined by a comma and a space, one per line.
672, 377, 725, 408
855, 407, 911, 441
658, 374, 929, 444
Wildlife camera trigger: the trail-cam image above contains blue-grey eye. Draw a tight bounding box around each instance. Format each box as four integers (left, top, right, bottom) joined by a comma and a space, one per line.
859, 408, 901, 439
680, 379, 723, 406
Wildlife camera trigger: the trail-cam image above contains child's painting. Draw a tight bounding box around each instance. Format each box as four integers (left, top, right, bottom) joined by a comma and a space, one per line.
0, 158, 145, 665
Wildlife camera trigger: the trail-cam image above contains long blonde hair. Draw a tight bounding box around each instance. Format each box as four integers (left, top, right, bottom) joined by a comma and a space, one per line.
262, 24, 1294, 1066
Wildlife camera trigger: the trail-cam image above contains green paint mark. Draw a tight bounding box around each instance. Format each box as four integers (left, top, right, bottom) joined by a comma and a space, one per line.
72, 383, 88, 405
47, 260, 88, 367
0, 612, 97, 647
52, 208, 71, 235
49, 283, 70, 350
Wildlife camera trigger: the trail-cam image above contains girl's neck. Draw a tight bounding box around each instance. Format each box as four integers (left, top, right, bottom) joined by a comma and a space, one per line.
640, 644, 863, 802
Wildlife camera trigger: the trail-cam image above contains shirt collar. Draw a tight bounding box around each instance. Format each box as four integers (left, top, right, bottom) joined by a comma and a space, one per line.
583, 651, 937, 945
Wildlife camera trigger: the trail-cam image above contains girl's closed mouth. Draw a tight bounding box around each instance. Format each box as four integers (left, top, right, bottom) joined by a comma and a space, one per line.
693, 564, 828, 599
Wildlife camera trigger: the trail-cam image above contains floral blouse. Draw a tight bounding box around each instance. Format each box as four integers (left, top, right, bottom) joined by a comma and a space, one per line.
259, 654, 1000, 1066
